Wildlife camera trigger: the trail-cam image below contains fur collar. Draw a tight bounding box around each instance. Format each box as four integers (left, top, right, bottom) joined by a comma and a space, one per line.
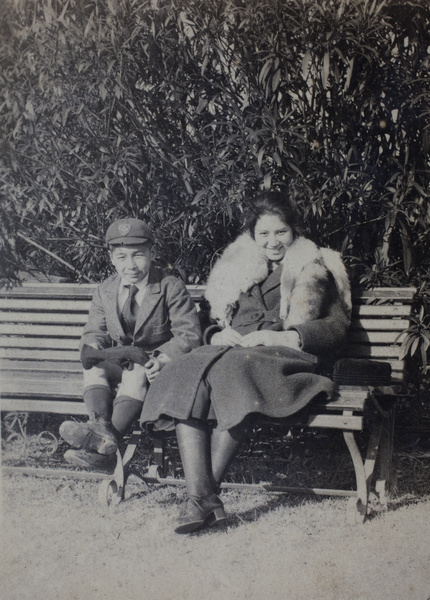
205, 232, 351, 329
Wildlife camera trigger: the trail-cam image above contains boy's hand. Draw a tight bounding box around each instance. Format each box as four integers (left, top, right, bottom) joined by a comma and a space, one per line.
144, 353, 171, 383
210, 327, 243, 347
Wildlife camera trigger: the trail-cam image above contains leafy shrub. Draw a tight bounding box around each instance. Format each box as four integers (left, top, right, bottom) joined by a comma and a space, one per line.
1, 0, 428, 286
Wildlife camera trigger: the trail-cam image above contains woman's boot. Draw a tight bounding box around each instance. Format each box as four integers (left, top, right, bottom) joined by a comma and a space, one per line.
174, 420, 227, 534
210, 423, 247, 489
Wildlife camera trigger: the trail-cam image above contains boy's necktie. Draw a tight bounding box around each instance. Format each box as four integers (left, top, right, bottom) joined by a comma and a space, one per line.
121, 285, 139, 339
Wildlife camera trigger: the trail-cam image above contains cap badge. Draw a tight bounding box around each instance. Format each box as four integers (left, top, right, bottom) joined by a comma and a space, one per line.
118, 223, 132, 236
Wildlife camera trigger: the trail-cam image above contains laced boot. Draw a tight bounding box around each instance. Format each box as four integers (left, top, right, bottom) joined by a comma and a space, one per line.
59, 420, 118, 455
174, 493, 227, 534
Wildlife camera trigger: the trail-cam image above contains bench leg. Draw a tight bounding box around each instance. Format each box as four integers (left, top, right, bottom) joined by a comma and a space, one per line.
343, 431, 368, 523
98, 429, 143, 506
375, 403, 396, 507
98, 448, 124, 506
364, 420, 383, 485
147, 437, 168, 478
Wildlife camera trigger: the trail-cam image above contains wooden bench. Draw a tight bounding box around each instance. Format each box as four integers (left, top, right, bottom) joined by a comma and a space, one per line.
0, 282, 417, 521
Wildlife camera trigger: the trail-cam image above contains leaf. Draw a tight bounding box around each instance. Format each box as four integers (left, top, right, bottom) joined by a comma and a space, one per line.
201, 54, 209, 76
344, 57, 354, 92
420, 345, 428, 369
301, 49, 311, 79
257, 147, 265, 168
273, 152, 282, 166
322, 52, 330, 90
196, 98, 208, 114
259, 59, 272, 85
84, 11, 94, 39
399, 222, 414, 275
410, 337, 420, 357
62, 107, 71, 127
272, 69, 281, 92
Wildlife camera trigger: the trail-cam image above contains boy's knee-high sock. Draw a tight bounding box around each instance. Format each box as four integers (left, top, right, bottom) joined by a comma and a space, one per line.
83, 386, 112, 422
111, 395, 143, 435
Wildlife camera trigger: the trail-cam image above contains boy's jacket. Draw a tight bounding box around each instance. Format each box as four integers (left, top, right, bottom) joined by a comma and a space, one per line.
80, 266, 202, 359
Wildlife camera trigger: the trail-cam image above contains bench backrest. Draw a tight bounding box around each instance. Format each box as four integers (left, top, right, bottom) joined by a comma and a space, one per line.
346, 287, 416, 383
0, 283, 416, 383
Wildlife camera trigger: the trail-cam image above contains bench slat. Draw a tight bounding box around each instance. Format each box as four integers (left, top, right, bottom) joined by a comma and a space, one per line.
0, 337, 78, 349
323, 394, 368, 411
0, 348, 79, 361
307, 414, 363, 430
352, 305, 412, 317
350, 318, 410, 331
348, 331, 402, 344
345, 345, 403, 358
1, 398, 87, 415
0, 283, 415, 300
1, 360, 82, 372
1, 368, 82, 380
1, 377, 83, 398
0, 324, 83, 337
352, 287, 417, 301
0, 284, 96, 299
0, 312, 88, 325
0, 299, 91, 312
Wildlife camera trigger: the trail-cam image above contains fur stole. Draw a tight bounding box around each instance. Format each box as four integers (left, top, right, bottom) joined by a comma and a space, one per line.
205, 233, 351, 329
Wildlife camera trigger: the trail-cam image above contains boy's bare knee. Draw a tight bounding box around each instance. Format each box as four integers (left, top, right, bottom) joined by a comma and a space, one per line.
83, 365, 110, 387
118, 364, 148, 401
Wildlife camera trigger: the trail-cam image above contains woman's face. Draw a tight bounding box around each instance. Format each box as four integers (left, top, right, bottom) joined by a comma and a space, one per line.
254, 213, 294, 263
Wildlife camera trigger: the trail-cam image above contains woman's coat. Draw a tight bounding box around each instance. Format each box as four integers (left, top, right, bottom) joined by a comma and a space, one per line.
140, 236, 351, 430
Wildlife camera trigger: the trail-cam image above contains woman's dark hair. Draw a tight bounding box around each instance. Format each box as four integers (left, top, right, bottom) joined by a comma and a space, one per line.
244, 190, 303, 238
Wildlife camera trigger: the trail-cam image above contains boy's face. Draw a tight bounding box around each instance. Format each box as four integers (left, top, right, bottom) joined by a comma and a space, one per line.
109, 244, 155, 285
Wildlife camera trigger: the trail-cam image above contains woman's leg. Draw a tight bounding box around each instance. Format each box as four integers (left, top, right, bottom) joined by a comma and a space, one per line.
175, 419, 213, 497
174, 419, 227, 533
210, 423, 248, 488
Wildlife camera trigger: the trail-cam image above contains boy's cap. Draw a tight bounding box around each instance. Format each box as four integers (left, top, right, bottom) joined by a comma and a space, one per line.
105, 218, 154, 246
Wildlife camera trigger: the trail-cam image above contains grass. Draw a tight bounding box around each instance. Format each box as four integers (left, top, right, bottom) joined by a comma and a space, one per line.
2, 412, 430, 600
2, 470, 430, 600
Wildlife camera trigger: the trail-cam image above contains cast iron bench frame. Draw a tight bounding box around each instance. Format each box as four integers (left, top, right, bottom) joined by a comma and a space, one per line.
0, 282, 417, 522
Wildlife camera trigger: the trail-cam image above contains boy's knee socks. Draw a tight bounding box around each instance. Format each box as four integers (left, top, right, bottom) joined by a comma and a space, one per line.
112, 395, 143, 435
83, 385, 112, 422
83, 386, 142, 435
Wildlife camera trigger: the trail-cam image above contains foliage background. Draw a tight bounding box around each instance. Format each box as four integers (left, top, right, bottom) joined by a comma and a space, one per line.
1, 0, 429, 282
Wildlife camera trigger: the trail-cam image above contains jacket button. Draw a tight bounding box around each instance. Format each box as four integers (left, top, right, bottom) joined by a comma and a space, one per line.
251, 313, 261, 320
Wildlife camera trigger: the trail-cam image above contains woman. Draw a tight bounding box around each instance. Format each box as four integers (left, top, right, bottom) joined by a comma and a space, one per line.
141, 190, 351, 534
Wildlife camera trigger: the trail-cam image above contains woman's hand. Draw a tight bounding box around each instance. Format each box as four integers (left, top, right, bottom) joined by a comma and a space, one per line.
240, 330, 301, 349
144, 353, 171, 383
210, 327, 243, 347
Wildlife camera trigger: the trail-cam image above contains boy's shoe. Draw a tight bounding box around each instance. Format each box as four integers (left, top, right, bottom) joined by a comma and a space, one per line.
59, 421, 118, 455
64, 449, 116, 473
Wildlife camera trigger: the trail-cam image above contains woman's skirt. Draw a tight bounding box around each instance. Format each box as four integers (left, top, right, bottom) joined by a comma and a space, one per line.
140, 344, 334, 432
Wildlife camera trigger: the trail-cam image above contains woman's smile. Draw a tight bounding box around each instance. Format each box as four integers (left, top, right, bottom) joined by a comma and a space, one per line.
253, 213, 294, 263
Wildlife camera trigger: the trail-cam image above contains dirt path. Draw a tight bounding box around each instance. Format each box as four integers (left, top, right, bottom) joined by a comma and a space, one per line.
1, 472, 430, 600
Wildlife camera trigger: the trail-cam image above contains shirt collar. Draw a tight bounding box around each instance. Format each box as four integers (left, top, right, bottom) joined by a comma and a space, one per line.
119, 273, 149, 294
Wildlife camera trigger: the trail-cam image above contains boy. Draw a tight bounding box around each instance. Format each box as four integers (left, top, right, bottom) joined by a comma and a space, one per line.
60, 217, 202, 471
